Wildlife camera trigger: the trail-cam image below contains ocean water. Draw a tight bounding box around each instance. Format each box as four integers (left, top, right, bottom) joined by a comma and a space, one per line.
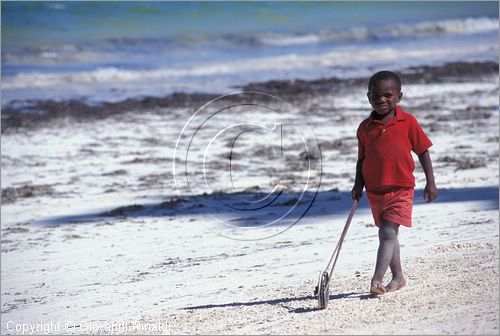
1, 1, 498, 106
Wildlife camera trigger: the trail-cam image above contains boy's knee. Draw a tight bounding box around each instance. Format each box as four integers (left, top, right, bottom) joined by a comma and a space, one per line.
379, 223, 397, 241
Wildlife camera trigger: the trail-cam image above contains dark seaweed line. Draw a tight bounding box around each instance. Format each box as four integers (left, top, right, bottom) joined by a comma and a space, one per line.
2, 61, 498, 133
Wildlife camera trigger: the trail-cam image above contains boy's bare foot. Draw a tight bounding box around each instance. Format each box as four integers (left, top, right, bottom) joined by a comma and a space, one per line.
385, 277, 406, 292
370, 282, 386, 296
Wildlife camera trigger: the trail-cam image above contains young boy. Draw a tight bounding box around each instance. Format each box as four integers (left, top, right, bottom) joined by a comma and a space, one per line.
351, 71, 438, 296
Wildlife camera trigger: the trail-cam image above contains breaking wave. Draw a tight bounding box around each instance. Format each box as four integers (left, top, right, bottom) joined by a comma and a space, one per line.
254, 17, 498, 46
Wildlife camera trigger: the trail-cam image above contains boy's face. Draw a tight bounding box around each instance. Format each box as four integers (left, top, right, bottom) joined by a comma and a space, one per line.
367, 79, 402, 116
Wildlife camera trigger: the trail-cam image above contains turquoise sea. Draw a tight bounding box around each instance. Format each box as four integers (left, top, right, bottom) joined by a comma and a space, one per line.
2, 1, 498, 105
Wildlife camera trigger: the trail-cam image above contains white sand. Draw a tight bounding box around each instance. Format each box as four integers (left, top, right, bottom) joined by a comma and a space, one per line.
1, 75, 499, 334
110, 242, 499, 335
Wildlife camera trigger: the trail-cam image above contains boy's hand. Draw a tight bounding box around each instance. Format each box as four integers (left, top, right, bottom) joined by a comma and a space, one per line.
424, 183, 438, 202
351, 184, 363, 201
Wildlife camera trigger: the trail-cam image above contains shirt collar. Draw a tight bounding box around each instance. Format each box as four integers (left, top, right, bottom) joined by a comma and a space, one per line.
368, 106, 407, 124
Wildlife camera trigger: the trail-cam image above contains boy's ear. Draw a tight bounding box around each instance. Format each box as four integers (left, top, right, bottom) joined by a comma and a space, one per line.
398, 91, 403, 102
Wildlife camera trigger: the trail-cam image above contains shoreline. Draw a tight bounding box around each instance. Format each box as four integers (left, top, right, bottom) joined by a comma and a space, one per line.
2, 61, 498, 133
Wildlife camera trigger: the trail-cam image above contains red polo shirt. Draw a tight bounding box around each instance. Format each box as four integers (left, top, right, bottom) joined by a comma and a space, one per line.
357, 106, 432, 192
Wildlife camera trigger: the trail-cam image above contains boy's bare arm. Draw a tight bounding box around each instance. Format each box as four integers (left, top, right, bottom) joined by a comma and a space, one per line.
417, 150, 438, 202
351, 159, 365, 200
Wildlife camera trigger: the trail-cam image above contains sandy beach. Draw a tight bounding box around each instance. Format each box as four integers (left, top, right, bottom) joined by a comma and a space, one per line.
2, 61, 499, 334
1, 2, 499, 334
106, 241, 499, 335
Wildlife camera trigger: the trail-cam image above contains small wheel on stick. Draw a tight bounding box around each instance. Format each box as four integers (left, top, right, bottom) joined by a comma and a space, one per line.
317, 271, 330, 309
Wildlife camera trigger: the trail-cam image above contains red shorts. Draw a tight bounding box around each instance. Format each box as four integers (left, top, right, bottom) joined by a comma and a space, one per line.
366, 187, 414, 228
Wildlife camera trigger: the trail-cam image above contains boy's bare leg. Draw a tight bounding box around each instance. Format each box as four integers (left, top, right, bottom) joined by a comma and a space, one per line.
386, 233, 406, 292
370, 219, 399, 295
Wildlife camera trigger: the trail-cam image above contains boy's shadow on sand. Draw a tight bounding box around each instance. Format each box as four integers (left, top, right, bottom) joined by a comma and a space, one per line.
180, 291, 372, 314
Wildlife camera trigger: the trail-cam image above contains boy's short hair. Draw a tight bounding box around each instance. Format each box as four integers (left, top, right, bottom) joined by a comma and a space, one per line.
368, 71, 402, 92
